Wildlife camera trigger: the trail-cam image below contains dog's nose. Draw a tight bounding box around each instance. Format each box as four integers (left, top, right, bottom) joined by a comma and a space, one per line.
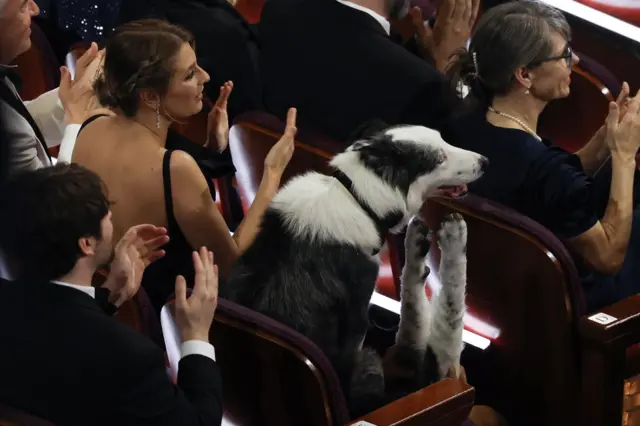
479, 156, 489, 172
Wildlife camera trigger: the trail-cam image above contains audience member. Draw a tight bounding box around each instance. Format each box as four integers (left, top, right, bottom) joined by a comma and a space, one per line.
445, 0, 640, 310
0, 0, 103, 172
258, 0, 478, 142
73, 19, 297, 312
119, 0, 262, 122
0, 163, 223, 426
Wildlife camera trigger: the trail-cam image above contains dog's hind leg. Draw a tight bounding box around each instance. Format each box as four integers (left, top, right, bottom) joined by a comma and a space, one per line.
348, 347, 385, 417
429, 213, 468, 379
385, 217, 433, 389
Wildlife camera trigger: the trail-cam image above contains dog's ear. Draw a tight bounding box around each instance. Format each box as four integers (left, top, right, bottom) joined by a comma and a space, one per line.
346, 118, 390, 144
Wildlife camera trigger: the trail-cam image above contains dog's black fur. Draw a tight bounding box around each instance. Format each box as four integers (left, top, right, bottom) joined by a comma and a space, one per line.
222, 124, 484, 416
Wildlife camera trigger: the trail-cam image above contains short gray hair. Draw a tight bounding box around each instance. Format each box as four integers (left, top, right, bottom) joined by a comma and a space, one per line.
447, 0, 570, 108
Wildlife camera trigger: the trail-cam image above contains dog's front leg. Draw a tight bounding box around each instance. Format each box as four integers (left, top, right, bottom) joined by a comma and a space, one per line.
430, 213, 468, 379
384, 217, 433, 390
395, 217, 432, 352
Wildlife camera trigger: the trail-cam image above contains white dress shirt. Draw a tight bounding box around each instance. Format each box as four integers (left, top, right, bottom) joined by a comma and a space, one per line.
336, 0, 391, 35
50, 280, 216, 362
0, 74, 81, 173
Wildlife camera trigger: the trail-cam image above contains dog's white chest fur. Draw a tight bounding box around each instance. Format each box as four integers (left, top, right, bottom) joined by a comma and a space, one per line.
270, 172, 382, 252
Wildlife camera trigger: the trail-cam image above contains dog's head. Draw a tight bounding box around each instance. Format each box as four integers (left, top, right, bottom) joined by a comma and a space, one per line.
333, 124, 488, 218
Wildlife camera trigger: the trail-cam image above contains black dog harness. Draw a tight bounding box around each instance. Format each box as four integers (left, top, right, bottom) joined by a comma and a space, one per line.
332, 170, 401, 255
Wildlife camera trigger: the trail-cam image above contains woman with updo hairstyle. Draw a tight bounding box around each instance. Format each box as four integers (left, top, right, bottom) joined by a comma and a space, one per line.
443, 0, 640, 311
72, 19, 297, 313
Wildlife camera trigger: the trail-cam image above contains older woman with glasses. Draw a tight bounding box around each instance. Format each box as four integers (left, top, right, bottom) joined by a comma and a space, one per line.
443, 0, 640, 311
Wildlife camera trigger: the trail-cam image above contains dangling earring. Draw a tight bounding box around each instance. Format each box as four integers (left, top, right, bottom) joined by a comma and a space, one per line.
155, 102, 161, 129
524, 88, 530, 95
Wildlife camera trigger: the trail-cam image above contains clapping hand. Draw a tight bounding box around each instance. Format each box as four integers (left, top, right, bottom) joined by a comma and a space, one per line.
104, 225, 169, 307
410, 0, 480, 72
206, 81, 234, 152
263, 108, 297, 178
175, 247, 219, 342
59, 43, 107, 124
606, 87, 640, 159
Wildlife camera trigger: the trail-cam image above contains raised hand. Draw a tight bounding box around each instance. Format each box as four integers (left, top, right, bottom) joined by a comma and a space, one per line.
174, 248, 219, 342
412, 0, 480, 72
59, 46, 106, 125
263, 108, 297, 177
104, 225, 169, 307
206, 81, 233, 152
606, 87, 640, 160
73, 42, 102, 84
615, 81, 630, 122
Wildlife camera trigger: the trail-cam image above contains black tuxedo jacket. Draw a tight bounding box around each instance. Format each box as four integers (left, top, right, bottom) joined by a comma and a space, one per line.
119, 0, 263, 121
259, 0, 458, 143
0, 278, 223, 426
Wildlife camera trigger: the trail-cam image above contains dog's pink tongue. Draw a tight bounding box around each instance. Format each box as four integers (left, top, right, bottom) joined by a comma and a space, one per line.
435, 184, 468, 199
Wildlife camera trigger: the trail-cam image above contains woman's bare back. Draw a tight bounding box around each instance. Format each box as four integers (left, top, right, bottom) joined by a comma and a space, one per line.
72, 116, 171, 243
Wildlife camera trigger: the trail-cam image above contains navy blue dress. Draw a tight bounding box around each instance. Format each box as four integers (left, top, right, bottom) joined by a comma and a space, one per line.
443, 113, 640, 311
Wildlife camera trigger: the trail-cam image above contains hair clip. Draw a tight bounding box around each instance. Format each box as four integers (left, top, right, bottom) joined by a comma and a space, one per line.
471, 51, 480, 79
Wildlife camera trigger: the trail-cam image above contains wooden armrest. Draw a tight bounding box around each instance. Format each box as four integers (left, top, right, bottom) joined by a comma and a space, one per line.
578, 295, 640, 426
346, 379, 474, 426
579, 294, 640, 347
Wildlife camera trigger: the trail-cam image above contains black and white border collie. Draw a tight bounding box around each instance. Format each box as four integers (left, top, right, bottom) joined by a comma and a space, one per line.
222, 124, 487, 416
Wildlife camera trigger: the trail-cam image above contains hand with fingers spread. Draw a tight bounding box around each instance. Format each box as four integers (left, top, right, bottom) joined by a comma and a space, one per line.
59, 43, 106, 125
206, 81, 234, 152
175, 248, 219, 342
412, 0, 480, 72
263, 107, 297, 180
104, 225, 169, 307
606, 87, 640, 160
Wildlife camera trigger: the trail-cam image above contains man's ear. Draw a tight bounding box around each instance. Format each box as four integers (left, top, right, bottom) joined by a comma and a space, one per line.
78, 237, 96, 257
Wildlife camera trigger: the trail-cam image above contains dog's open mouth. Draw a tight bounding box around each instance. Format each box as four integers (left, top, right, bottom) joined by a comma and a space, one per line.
433, 184, 468, 199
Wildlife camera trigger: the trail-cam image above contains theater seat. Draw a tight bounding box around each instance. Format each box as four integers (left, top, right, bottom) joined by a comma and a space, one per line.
411, 194, 640, 426
161, 298, 475, 425
229, 112, 399, 298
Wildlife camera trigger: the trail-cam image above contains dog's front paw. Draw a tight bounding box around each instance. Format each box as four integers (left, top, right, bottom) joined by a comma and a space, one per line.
437, 213, 467, 257
403, 216, 432, 275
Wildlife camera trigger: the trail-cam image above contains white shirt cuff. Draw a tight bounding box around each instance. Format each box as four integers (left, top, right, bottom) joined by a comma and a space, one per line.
180, 340, 216, 362
56, 123, 82, 164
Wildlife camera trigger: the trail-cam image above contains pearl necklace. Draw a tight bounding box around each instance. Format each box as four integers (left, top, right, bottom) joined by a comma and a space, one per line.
488, 106, 542, 142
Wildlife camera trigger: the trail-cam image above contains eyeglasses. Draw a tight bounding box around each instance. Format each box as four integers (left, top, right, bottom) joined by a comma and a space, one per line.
529, 44, 574, 69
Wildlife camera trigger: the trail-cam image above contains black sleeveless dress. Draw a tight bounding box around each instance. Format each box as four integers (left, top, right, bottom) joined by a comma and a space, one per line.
78, 115, 235, 313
